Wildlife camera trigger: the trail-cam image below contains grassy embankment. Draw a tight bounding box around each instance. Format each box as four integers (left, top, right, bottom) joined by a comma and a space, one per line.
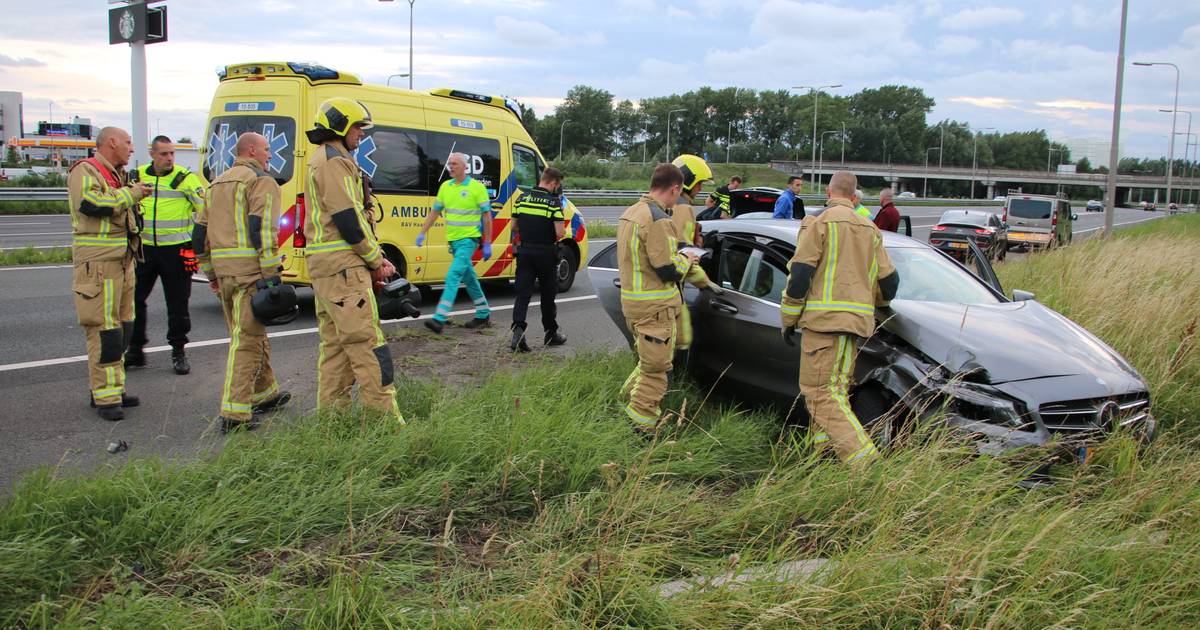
0, 247, 72, 266
1, 216, 1198, 627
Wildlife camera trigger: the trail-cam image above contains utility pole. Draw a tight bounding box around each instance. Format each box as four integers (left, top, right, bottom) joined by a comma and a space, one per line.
924, 147, 940, 198
971, 126, 995, 199
794, 84, 841, 192
557, 119, 571, 160
841, 121, 846, 166
1104, 0, 1129, 237
1134, 61, 1180, 208
938, 124, 944, 169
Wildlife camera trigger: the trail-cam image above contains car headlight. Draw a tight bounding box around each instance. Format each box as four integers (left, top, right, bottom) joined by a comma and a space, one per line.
941, 382, 1029, 429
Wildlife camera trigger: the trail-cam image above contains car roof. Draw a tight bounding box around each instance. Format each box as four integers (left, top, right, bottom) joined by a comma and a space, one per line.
700, 218, 926, 248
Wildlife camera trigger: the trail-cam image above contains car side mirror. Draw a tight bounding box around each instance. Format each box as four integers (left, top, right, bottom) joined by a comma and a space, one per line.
1012, 289, 1036, 302
898, 215, 913, 237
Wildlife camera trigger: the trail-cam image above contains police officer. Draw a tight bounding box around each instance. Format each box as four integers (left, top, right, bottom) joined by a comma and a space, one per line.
780, 171, 900, 466
304, 98, 403, 423
705, 175, 741, 219
127, 135, 206, 374
509, 167, 568, 352
417, 152, 494, 333
67, 126, 150, 421
617, 163, 707, 432
194, 132, 291, 434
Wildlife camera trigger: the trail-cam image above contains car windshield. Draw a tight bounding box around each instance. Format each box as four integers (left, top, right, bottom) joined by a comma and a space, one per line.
1008, 198, 1053, 219
938, 211, 988, 227
887, 246, 1001, 305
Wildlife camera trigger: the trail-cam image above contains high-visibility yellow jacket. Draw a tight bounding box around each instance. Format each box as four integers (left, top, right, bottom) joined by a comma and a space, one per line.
135, 163, 205, 246
781, 198, 899, 338
194, 158, 282, 281
303, 141, 384, 278
617, 195, 692, 320
67, 155, 144, 263
671, 194, 700, 248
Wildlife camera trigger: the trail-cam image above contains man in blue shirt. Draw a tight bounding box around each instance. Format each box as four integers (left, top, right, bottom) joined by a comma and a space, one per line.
773, 175, 805, 219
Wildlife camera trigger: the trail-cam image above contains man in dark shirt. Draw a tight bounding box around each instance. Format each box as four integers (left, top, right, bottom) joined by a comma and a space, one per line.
874, 187, 901, 232
509, 167, 568, 352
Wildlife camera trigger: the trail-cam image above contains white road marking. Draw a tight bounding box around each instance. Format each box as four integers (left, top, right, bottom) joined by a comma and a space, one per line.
0, 294, 601, 373
1, 232, 71, 237
0, 264, 72, 271
0, 215, 66, 219
0, 222, 51, 226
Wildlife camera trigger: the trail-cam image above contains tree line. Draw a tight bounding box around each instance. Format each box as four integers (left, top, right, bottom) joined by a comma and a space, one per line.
515, 85, 1197, 178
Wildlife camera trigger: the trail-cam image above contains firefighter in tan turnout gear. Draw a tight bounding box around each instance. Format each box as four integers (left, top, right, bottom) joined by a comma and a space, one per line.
304, 98, 403, 423
67, 126, 150, 421
617, 163, 719, 431
194, 132, 291, 434
780, 171, 900, 465
667, 154, 722, 351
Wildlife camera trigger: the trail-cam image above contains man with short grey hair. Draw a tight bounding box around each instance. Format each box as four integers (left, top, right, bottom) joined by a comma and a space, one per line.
874, 187, 900, 232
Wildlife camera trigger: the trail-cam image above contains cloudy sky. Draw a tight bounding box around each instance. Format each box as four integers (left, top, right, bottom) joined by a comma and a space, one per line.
2, 0, 1197, 159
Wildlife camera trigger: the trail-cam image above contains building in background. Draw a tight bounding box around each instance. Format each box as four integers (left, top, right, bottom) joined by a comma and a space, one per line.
1061, 137, 1124, 170
0, 91, 24, 151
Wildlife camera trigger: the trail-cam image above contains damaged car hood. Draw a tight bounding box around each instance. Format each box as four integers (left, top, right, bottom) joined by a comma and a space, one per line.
882, 299, 1145, 390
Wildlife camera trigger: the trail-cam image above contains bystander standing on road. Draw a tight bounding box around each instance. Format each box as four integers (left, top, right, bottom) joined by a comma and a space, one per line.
874, 187, 901, 232
774, 175, 805, 219
67, 126, 151, 421
127, 136, 206, 375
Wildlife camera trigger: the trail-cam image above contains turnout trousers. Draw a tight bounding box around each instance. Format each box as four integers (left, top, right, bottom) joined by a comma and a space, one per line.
216, 275, 279, 421
131, 243, 193, 351
799, 330, 879, 465
511, 245, 558, 332
312, 266, 404, 423
73, 258, 134, 406
620, 306, 678, 429
433, 238, 490, 323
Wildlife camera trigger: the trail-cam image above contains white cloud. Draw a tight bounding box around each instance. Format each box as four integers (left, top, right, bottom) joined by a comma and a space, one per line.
493, 15, 604, 48
665, 6, 693, 21
751, 0, 912, 42
934, 35, 981, 56
0, 54, 44, 67
940, 6, 1025, 30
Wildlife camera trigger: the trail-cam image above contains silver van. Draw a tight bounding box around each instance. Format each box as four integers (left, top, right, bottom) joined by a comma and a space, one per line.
1003, 191, 1075, 251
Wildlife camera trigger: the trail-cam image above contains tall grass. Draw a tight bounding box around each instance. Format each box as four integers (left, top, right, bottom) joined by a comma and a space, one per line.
3, 218, 1200, 627
997, 213, 1200, 424
0, 247, 71, 266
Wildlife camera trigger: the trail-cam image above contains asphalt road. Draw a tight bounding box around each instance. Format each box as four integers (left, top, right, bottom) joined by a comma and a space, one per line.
0, 205, 1167, 494
0, 249, 625, 494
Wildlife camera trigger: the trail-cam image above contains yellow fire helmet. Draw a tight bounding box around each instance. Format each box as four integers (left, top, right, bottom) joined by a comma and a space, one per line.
312, 97, 374, 137
671, 154, 714, 194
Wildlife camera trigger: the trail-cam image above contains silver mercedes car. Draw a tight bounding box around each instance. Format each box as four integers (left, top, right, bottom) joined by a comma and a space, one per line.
587, 218, 1156, 454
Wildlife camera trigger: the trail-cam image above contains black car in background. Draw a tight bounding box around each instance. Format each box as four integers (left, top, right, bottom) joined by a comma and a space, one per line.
930, 210, 1008, 261
696, 186, 804, 220
587, 219, 1155, 455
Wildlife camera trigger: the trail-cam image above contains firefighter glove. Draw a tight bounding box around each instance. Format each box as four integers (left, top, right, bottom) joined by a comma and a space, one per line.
781, 325, 797, 347
180, 248, 199, 273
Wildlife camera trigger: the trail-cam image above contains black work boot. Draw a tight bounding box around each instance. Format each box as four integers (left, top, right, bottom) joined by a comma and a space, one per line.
171, 349, 190, 375
510, 324, 530, 353
97, 404, 124, 421
424, 319, 445, 334
90, 393, 140, 408
252, 390, 292, 416
464, 316, 491, 329
124, 347, 146, 369
220, 416, 261, 435
544, 329, 567, 347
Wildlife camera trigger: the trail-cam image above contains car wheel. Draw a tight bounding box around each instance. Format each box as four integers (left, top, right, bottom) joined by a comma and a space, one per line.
556, 243, 578, 292
850, 384, 906, 450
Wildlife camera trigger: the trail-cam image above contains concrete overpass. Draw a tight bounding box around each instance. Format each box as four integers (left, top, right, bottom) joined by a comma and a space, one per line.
769, 160, 1200, 202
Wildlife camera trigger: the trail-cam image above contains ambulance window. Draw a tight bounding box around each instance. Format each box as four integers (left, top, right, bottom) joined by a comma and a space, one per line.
512, 144, 542, 190
426, 132, 502, 199
202, 115, 296, 184
362, 126, 427, 194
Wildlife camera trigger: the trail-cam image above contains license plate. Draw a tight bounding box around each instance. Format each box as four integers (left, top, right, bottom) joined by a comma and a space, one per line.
1010, 232, 1028, 239
949, 242, 968, 249
1077, 446, 1092, 465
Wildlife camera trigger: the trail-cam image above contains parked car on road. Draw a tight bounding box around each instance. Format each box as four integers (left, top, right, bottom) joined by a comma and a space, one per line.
898, 191, 917, 198
930, 210, 1008, 262
587, 219, 1156, 455
1141, 200, 1157, 211
993, 196, 1007, 202
1003, 192, 1074, 251
1086, 200, 1104, 212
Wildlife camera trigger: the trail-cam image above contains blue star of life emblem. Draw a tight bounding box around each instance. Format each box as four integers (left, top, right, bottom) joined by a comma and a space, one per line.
206, 123, 290, 178
352, 135, 378, 178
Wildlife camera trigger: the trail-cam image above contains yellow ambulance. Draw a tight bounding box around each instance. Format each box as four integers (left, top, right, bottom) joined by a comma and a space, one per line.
200, 61, 589, 292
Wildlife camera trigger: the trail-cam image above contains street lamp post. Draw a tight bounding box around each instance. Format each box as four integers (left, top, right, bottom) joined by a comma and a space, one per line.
666, 108, 686, 161
818, 130, 839, 194
556, 119, 571, 159
1162, 107, 1191, 207
840, 121, 846, 166
970, 127, 995, 199
1134, 61, 1180, 207
938, 124, 945, 168
726, 86, 742, 164
1178, 131, 1197, 206
386, 73, 410, 87
794, 84, 842, 191
924, 147, 940, 198
1047, 147, 1061, 173
379, 0, 417, 89
1103, 0, 1130, 236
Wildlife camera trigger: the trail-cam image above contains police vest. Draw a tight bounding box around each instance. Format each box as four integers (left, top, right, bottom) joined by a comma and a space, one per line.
137, 164, 203, 246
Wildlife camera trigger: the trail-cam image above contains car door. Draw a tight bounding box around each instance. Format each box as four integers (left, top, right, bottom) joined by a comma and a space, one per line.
692, 235, 797, 395
964, 239, 1004, 295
